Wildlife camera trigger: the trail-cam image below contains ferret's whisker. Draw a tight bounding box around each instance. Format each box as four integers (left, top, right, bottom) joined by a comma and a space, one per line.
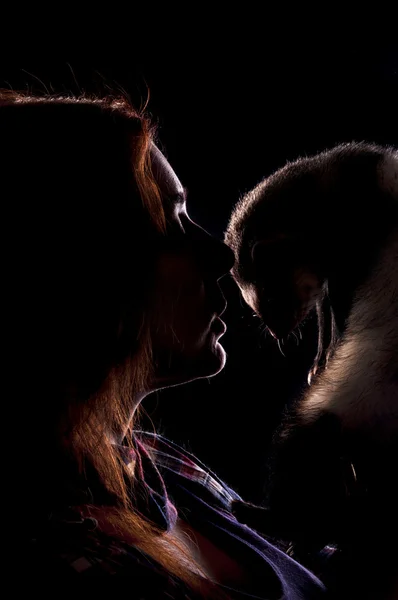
277, 339, 286, 357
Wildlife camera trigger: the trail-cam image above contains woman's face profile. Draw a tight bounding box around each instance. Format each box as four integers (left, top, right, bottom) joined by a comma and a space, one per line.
149, 144, 235, 388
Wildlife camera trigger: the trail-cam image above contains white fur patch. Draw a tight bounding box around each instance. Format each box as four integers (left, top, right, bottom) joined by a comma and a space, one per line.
301, 230, 398, 439
303, 335, 396, 427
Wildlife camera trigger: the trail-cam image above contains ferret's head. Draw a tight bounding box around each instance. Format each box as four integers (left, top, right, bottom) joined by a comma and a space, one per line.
225, 142, 397, 340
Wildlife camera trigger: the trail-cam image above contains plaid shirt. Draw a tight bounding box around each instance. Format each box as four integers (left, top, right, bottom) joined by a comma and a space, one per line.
28, 432, 327, 599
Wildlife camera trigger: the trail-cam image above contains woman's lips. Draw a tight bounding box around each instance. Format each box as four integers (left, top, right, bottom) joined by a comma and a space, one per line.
210, 316, 227, 335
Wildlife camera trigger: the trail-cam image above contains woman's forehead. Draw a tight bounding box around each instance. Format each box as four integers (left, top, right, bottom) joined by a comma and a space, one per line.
150, 143, 185, 203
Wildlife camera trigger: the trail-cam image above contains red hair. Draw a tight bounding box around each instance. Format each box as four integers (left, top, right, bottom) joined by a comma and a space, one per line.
1, 91, 228, 597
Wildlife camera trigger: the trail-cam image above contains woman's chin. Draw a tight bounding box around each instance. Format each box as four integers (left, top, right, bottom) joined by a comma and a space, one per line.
183, 321, 228, 379
153, 339, 227, 389
184, 339, 227, 381
206, 339, 227, 376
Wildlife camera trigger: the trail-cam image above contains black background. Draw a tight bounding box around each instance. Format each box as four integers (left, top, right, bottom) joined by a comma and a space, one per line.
2, 30, 397, 502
